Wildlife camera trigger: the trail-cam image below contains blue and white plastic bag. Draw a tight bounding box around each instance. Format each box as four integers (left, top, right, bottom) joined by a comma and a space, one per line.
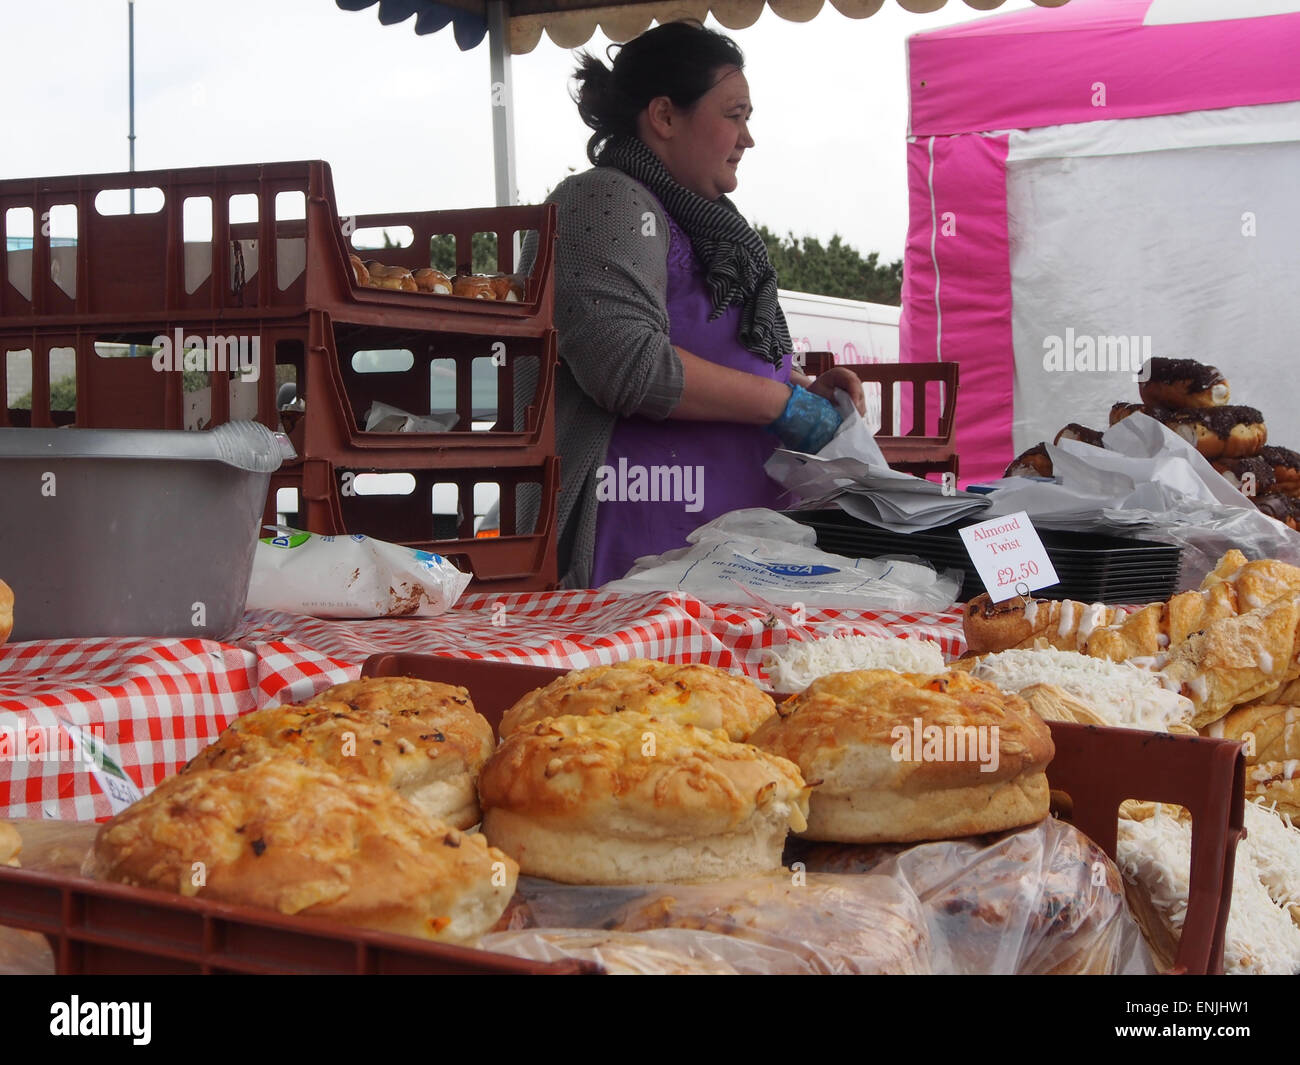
246, 528, 471, 618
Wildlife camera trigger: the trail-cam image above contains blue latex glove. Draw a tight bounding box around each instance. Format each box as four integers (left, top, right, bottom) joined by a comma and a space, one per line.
767, 384, 843, 454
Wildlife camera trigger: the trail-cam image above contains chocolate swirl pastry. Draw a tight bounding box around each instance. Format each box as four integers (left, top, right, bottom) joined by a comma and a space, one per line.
1159, 405, 1265, 459
1211, 456, 1276, 496
1109, 401, 1172, 426
1254, 493, 1300, 530
1054, 423, 1106, 448
1261, 445, 1300, 497
1004, 443, 1053, 479
1139, 357, 1230, 409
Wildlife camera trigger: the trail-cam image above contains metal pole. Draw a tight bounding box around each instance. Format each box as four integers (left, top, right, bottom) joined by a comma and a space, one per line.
128, 0, 135, 212
486, 0, 518, 210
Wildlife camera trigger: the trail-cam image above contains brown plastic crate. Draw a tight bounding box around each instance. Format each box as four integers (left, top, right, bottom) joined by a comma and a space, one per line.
360, 654, 1247, 976
290, 311, 557, 469
3, 312, 556, 468
0, 865, 592, 974
0, 160, 555, 335
802, 354, 959, 479
266, 456, 560, 591
0, 317, 301, 430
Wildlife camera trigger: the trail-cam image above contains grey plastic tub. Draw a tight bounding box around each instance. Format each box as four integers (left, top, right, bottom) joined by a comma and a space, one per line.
0, 422, 293, 642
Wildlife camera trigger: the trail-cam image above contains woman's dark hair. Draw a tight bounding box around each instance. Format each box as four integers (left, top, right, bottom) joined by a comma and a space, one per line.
572, 21, 746, 165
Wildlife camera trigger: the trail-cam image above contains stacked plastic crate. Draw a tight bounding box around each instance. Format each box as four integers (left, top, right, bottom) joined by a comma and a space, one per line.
0, 160, 559, 590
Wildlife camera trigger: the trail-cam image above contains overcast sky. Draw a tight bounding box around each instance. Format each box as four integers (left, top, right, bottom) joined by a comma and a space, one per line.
1, 0, 1038, 260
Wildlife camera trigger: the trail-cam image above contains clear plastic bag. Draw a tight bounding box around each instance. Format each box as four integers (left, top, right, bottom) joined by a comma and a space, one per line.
602, 508, 961, 611
793, 817, 1155, 975
494, 871, 932, 974
479, 818, 1153, 974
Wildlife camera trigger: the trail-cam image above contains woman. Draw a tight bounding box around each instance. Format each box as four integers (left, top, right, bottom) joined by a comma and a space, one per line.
518, 21, 865, 588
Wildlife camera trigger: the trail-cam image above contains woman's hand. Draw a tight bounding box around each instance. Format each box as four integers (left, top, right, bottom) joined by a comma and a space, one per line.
797, 366, 867, 416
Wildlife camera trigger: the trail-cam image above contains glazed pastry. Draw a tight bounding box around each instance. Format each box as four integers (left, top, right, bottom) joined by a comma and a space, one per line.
1053, 423, 1106, 448
963, 594, 1124, 655
1138, 356, 1230, 409
1004, 443, 1053, 479
412, 267, 453, 294
1261, 445, 1300, 497
1109, 401, 1157, 426
489, 274, 525, 301
453, 275, 497, 299
348, 253, 370, 287
1156, 597, 1300, 729
1255, 493, 1300, 530
1211, 456, 1275, 496
965, 551, 1300, 661
1160, 405, 1266, 460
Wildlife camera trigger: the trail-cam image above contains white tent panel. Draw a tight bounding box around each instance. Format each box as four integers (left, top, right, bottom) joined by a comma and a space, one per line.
1005, 99, 1300, 160
1006, 105, 1300, 455
1144, 0, 1300, 26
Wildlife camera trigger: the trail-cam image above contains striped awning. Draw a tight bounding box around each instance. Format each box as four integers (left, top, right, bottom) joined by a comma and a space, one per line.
337, 0, 1071, 54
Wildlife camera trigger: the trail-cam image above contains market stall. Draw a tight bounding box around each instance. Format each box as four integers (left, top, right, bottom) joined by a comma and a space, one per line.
2, 1, 1296, 981
0, 147, 1287, 977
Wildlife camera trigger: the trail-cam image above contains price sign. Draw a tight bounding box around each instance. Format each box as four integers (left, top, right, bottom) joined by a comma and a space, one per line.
958, 510, 1059, 603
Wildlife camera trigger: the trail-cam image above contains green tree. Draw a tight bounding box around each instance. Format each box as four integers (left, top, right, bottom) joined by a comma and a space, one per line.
428, 231, 500, 275
11, 376, 77, 411
756, 224, 902, 306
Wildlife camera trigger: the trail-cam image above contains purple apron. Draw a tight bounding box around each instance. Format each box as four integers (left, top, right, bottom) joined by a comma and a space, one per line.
590, 205, 792, 586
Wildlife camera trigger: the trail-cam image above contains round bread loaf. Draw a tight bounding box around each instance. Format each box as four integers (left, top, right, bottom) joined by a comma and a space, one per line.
184, 678, 494, 829
749, 670, 1055, 844
0, 579, 11, 647
500, 659, 776, 742
478, 712, 809, 884
88, 756, 517, 942
0, 820, 20, 867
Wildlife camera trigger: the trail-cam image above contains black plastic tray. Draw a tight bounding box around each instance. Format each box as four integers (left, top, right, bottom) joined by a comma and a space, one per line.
789, 510, 1183, 603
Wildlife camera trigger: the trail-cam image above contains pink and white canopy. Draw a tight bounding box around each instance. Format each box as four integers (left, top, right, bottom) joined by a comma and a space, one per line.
902, 0, 1300, 483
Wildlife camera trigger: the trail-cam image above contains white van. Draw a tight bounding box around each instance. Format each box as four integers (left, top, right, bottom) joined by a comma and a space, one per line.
779, 289, 901, 367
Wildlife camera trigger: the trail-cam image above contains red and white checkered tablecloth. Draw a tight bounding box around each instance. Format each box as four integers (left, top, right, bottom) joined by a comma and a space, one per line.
0, 589, 964, 822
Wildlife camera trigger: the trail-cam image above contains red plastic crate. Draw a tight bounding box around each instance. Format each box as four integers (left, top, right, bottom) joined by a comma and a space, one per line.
0, 317, 299, 430
0, 160, 555, 335
267, 456, 560, 592
361, 655, 1247, 976
288, 311, 557, 469
0, 866, 591, 974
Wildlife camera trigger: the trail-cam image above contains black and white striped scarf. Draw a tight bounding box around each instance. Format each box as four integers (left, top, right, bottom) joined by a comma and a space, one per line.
598, 135, 791, 368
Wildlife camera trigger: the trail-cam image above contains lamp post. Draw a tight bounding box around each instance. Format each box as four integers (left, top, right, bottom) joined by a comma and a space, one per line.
128, 0, 135, 212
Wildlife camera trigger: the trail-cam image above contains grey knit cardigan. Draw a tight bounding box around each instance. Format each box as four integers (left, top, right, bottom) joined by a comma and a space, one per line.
515, 167, 685, 588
